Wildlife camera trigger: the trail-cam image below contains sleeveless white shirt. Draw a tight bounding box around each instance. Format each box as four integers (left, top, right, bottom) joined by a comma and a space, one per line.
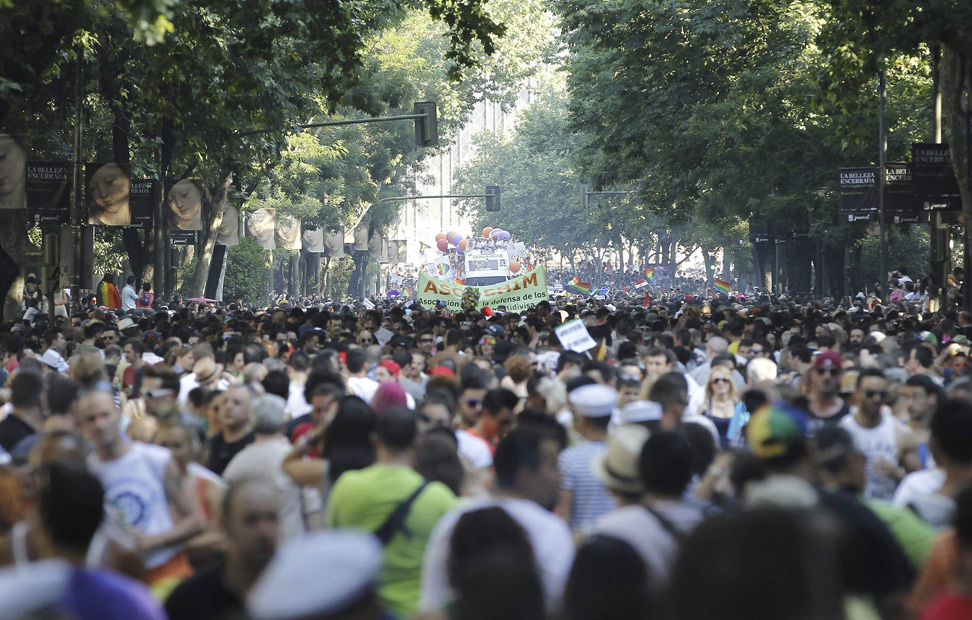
841, 412, 899, 501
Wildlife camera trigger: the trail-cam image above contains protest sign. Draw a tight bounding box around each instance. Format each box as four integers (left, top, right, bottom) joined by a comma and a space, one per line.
417, 267, 548, 313
555, 318, 598, 353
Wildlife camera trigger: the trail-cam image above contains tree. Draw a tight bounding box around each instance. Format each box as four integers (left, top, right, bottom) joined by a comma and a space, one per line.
1, 0, 505, 314
554, 0, 933, 294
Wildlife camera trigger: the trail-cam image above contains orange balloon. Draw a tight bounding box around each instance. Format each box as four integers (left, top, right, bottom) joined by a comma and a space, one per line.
435, 233, 447, 242
458, 239, 469, 251
509, 261, 520, 273
482, 227, 493, 238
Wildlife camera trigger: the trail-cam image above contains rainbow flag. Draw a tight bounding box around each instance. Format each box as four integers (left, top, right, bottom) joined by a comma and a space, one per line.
714, 279, 731, 295
565, 276, 592, 296
419, 241, 430, 254
644, 268, 655, 283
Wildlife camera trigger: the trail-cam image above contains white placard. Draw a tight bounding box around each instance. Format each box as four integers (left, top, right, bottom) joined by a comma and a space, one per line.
555, 319, 597, 353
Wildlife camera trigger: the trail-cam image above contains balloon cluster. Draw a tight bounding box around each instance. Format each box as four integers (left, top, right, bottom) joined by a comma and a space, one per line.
482, 227, 511, 241
433, 226, 514, 260
435, 231, 469, 254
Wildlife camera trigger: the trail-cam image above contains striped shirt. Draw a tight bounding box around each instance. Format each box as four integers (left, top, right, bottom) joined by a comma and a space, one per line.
558, 441, 617, 531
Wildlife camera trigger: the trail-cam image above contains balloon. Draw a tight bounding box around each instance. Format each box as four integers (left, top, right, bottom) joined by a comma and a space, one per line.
482, 227, 493, 238
509, 261, 520, 273
456, 247, 465, 255
490, 230, 501, 239
437, 239, 449, 252
497, 231, 511, 241
435, 233, 446, 242
458, 239, 469, 251
451, 234, 464, 245
446, 231, 458, 243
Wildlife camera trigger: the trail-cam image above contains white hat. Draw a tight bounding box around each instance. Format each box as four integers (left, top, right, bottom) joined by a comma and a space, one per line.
117, 318, 137, 331
248, 531, 382, 620
618, 400, 662, 425
39, 349, 68, 373
568, 384, 618, 418
593, 425, 650, 494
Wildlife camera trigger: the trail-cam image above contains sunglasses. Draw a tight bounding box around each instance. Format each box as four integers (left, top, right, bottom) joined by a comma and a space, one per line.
464, 399, 483, 409
864, 389, 888, 400
712, 377, 731, 384
360, 338, 375, 344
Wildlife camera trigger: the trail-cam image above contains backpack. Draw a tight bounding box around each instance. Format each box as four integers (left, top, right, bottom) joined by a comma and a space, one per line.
139, 291, 153, 307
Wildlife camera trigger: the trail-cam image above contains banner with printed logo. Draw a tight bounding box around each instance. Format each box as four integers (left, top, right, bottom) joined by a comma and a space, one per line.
418, 267, 548, 312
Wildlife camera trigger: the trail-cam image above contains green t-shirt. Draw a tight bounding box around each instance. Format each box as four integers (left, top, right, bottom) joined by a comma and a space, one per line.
865, 498, 935, 570
325, 464, 456, 618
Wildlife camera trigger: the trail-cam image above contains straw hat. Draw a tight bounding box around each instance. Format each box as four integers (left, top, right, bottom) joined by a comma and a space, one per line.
593, 425, 650, 494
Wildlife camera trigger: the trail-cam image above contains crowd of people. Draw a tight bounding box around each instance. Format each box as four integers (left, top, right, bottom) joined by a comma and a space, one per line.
1, 279, 972, 620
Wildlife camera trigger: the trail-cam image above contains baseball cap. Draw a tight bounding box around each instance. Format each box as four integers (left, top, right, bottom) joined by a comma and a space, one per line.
813, 350, 842, 369
746, 403, 809, 460
377, 360, 400, 377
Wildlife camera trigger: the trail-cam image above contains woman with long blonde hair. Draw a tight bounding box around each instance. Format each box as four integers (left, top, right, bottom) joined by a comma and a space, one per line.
697, 365, 746, 448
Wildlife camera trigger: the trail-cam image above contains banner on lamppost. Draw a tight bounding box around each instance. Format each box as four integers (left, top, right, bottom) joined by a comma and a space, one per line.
912, 143, 961, 211
884, 162, 921, 224
26, 161, 70, 223
0, 134, 27, 210
838, 167, 878, 216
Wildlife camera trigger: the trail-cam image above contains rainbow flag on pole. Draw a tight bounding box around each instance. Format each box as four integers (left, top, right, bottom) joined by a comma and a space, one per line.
714, 278, 731, 295
644, 268, 655, 283
565, 276, 592, 296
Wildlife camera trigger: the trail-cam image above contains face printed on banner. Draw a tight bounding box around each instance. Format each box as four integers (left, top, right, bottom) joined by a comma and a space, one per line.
216, 203, 240, 246
368, 229, 383, 257
166, 179, 204, 230
352, 224, 369, 251
302, 227, 326, 253
247, 208, 276, 250
324, 227, 344, 257
276, 215, 301, 250
0, 135, 26, 210
87, 163, 132, 226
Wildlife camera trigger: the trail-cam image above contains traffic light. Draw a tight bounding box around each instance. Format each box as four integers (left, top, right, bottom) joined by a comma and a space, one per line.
485, 185, 501, 212
414, 102, 438, 147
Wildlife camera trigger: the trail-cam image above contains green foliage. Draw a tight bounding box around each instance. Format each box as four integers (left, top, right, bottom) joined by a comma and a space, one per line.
93, 228, 130, 278
223, 237, 271, 305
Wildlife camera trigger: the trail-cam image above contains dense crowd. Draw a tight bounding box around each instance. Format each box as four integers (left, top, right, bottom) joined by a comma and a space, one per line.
2, 275, 972, 620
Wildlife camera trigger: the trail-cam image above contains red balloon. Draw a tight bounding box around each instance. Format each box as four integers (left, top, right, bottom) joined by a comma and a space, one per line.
482, 227, 493, 238
436, 239, 449, 252
458, 239, 469, 251
509, 261, 520, 273
435, 233, 446, 242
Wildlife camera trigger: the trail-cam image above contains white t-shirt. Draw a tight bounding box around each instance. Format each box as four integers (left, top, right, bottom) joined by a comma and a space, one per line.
456, 430, 493, 468
346, 376, 379, 404
285, 382, 313, 419
892, 468, 945, 509
420, 497, 574, 613
87, 442, 176, 569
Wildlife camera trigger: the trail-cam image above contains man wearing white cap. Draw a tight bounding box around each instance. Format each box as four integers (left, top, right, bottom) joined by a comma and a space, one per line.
556, 383, 619, 531
247, 530, 384, 620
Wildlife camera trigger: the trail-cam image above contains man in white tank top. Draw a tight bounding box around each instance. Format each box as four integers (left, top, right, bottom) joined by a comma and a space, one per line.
78, 386, 203, 584
840, 369, 920, 501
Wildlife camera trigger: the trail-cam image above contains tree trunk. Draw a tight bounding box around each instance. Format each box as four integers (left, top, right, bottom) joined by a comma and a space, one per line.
940, 44, 972, 309
785, 237, 813, 295
190, 171, 233, 296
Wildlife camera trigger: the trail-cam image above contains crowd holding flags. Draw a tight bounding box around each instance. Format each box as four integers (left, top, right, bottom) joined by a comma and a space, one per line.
714, 278, 731, 295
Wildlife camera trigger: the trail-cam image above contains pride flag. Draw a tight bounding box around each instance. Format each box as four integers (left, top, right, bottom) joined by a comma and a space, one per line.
565, 276, 592, 296
644, 268, 655, 283
419, 241, 430, 254
714, 279, 731, 295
